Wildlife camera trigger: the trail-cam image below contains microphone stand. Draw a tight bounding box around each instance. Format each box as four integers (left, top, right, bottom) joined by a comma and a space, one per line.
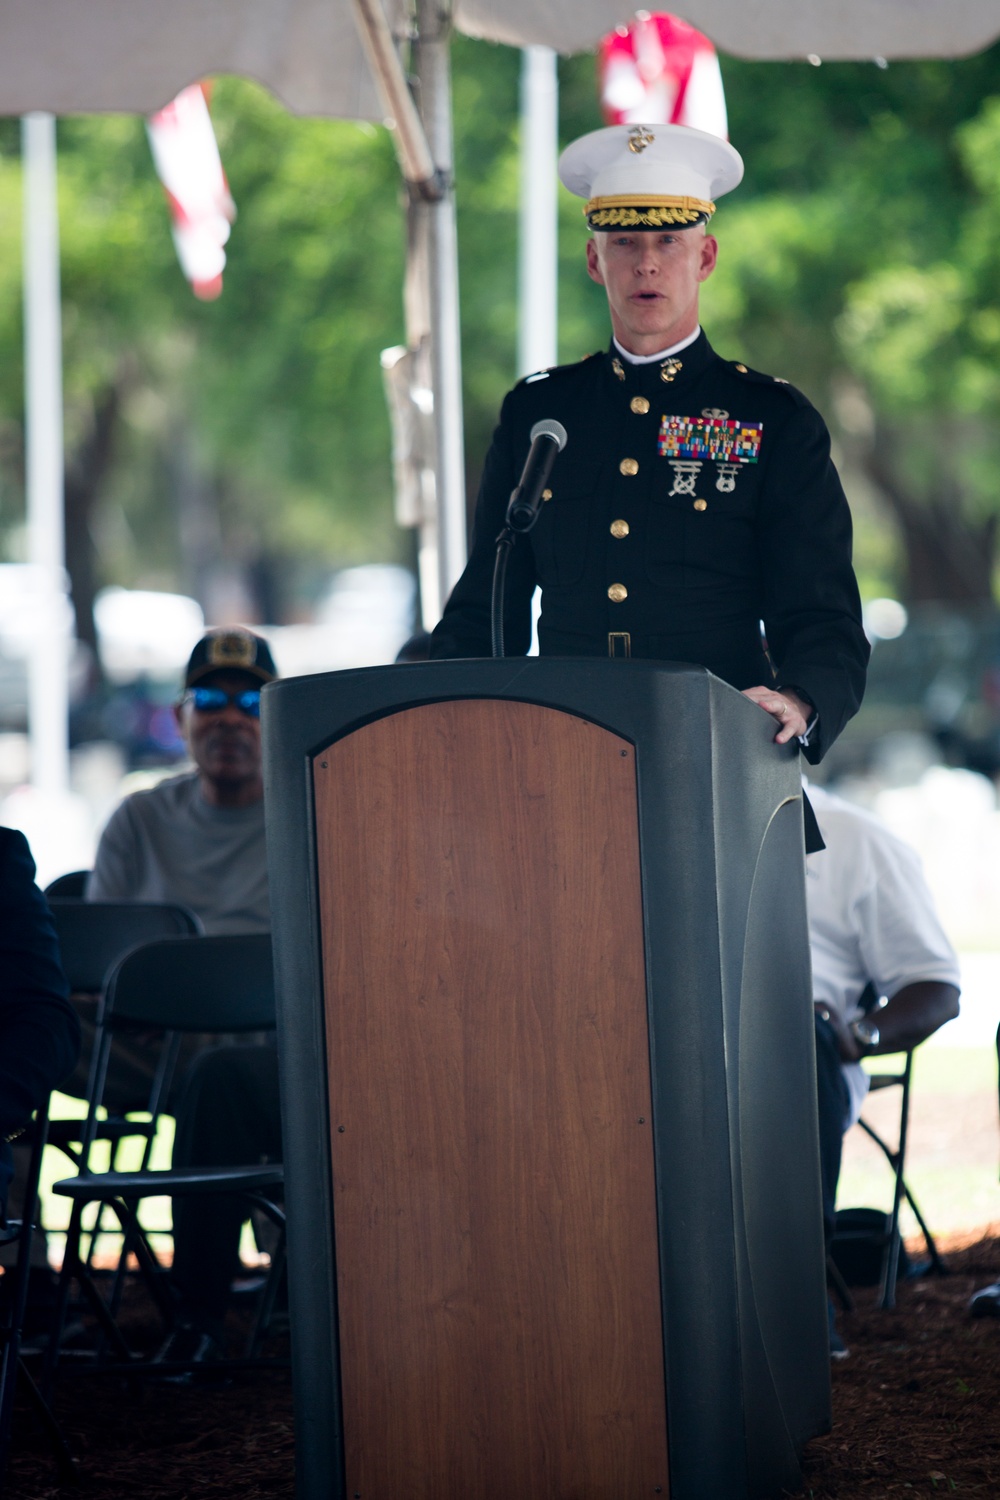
491, 525, 516, 659
491, 420, 566, 658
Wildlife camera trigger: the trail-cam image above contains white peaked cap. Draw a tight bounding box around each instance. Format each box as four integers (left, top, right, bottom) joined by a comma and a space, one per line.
559, 123, 744, 230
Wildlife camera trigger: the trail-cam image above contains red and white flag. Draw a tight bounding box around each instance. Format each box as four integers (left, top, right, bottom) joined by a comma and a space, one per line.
147, 83, 236, 301
599, 13, 728, 138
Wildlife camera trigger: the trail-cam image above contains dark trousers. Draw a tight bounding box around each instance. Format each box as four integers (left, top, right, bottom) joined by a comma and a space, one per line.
814, 1013, 851, 1245
170, 1044, 282, 1328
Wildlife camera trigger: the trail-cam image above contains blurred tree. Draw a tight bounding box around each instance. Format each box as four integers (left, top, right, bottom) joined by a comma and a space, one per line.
700, 46, 1000, 606
0, 92, 409, 639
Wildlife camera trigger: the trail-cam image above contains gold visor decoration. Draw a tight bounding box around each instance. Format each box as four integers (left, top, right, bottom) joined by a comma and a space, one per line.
585, 194, 715, 228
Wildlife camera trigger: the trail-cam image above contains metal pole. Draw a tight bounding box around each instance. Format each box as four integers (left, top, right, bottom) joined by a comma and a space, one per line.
518, 46, 558, 378
414, 0, 467, 610
22, 112, 69, 797
400, 205, 442, 627
349, 0, 440, 194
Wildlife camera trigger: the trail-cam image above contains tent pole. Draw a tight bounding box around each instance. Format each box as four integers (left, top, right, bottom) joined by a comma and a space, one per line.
22, 112, 69, 798
518, 47, 558, 378
350, 0, 438, 192
413, 0, 466, 612
349, 0, 467, 620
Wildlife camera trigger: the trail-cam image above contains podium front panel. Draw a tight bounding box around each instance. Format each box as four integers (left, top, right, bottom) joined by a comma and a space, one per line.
312, 698, 668, 1498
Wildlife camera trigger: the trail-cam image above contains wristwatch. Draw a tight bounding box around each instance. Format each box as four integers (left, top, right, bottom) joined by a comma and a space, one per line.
849, 1017, 880, 1053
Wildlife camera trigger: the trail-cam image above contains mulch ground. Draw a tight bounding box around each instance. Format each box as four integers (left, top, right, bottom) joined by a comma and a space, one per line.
7, 1232, 1000, 1499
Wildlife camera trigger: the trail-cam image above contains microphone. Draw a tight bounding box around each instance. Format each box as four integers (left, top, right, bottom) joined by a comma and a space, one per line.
505, 419, 568, 533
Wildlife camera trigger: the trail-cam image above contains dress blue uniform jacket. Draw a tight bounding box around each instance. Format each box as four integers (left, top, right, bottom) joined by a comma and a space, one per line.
430, 331, 869, 764
0, 828, 79, 1212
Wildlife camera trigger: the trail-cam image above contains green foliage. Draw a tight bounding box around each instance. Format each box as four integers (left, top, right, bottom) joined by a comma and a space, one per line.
188, 82, 405, 519
701, 45, 1000, 602
1, 86, 410, 596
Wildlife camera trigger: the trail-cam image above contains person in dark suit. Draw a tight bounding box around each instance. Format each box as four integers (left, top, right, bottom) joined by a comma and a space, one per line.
0, 827, 80, 1217
430, 123, 869, 769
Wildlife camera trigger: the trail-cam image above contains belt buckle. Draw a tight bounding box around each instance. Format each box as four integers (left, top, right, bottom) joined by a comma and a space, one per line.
608, 632, 631, 658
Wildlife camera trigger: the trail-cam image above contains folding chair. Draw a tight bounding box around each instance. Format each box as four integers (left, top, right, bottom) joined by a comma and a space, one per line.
0, 1101, 78, 1487
49, 898, 203, 997
45, 934, 284, 1386
47, 899, 203, 1171
853, 981, 947, 1310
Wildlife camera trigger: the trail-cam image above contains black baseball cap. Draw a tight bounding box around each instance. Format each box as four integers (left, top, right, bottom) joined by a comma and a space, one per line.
183, 628, 277, 689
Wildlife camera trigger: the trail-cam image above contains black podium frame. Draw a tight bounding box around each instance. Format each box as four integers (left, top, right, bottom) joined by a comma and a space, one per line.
263, 658, 830, 1500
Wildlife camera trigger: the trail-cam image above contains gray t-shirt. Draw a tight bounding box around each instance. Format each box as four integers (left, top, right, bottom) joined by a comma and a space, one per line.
87, 772, 270, 935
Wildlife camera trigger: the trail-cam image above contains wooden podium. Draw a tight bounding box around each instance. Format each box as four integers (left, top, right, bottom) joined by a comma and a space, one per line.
263, 659, 830, 1500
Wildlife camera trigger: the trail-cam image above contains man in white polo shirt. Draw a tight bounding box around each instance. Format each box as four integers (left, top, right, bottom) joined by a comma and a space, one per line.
806, 781, 961, 1355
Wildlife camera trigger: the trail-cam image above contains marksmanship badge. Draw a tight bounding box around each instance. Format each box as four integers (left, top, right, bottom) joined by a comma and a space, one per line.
668, 461, 702, 496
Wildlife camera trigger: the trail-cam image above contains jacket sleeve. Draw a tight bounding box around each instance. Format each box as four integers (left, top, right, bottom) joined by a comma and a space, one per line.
755, 401, 870, 762
430, 390, 538, 660
0, 828, 80, 1148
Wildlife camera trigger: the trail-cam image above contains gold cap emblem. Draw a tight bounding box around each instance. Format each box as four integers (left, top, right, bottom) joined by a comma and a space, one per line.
208, 631, 257, 669
627, 126, 655, 155
619, 457, 639, 476
610, 519, 630, 539
608, 583, 628, 603
630, 396, 650, 415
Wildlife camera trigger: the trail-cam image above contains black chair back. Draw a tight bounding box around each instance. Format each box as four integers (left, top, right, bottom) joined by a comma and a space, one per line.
103, 934, 275, 1034
857, 980, 882, 1015
44, 870, 91, 900
48, 900, 202, 993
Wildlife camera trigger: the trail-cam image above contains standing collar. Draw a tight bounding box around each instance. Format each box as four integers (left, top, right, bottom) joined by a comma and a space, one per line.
604, 327, 713, 390
612, 326, 702, 365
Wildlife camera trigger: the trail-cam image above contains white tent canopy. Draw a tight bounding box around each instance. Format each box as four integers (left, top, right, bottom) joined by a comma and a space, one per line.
460, 0, 1000, 62
1, 0, 998, 121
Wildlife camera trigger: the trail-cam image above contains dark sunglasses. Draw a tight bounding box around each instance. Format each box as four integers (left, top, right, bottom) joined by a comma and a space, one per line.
185, 686, 262, 718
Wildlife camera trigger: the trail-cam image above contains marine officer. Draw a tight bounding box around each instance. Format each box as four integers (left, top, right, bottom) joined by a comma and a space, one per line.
429, 123, 869, 765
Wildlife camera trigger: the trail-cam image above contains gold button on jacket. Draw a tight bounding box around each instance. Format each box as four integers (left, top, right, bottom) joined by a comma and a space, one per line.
610, 519, 630, 539
693, 498, 708, 512
619, 457, 639, 476
630, 396, 650, 415
608, 583, 628, 603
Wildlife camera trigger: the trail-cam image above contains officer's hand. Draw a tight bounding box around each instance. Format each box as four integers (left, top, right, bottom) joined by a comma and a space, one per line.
741, 686, 810, 743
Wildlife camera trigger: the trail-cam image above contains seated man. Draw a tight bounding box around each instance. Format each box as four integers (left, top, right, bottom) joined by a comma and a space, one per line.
63, 627, 277, 1112
0, 827, 80, 1216
88, 626, 275, 933
0, 826, 80, 1325
87, 627, 282, 1361
806, 781, 961, 1357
